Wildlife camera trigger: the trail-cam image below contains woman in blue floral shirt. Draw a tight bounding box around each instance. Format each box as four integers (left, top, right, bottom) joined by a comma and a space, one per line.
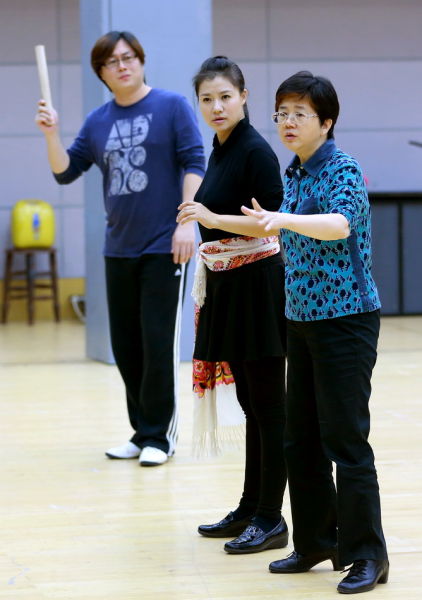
242, 71, 388, 595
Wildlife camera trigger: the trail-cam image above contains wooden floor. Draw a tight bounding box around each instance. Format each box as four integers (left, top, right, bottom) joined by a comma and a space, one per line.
1, 316, 421, 599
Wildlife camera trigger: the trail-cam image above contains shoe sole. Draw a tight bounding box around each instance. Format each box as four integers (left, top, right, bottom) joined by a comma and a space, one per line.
337, 582, 387, 594
224, 531, 289, 554
105, 453, 140, 459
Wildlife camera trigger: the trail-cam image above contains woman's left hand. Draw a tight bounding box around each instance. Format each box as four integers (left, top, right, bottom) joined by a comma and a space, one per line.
177, 200, 218, 229
241, 198, 284, 231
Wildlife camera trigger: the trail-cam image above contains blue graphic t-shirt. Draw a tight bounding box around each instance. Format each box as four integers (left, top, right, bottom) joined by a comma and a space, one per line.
54, 88, 205, 257
281, 139, 380, 321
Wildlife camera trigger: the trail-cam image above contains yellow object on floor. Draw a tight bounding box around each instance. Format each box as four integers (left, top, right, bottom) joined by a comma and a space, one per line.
11, 199, 55, 248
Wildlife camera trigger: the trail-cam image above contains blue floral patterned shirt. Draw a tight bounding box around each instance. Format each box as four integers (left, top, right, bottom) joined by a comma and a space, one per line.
281, 139, 381, 321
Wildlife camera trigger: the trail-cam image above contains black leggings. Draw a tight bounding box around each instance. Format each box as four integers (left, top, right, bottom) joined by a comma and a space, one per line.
229, 357, 287, 521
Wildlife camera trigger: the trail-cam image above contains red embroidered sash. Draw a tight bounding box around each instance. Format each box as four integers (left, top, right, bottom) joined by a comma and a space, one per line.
192, 235, 280, 398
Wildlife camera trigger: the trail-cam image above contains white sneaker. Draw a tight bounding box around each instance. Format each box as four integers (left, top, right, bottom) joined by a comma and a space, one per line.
139, 446, 168, 467
105, 441, 141, 459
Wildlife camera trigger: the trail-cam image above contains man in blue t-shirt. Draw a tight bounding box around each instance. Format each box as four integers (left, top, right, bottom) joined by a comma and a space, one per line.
36, 31, 205, 466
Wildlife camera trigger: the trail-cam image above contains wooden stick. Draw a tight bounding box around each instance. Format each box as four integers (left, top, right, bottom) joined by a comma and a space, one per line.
35, 45, 53, 109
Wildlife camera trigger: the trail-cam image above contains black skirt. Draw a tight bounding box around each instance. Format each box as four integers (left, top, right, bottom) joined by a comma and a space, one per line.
194, 254, 287, 362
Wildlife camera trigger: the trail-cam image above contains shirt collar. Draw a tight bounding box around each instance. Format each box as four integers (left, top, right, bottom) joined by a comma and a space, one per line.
286, 138, 337, 179
212, 116, 249, 157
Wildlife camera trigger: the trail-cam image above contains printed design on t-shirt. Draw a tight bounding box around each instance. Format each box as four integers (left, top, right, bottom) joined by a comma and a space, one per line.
103, 114, 152, 196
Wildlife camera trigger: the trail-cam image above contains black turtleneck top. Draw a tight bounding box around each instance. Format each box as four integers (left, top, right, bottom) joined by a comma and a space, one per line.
195, 117, 283, 243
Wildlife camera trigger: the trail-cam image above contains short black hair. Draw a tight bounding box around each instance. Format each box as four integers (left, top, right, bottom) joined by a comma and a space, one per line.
275, 71, 339, 139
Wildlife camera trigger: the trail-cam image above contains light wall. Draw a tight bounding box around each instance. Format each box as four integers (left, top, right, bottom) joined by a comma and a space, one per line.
213, 0, 422, 191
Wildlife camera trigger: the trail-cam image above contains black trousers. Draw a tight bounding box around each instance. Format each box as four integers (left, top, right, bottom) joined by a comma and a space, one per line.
285, 310, 388, 565
229, 357, 287, 521
105, 254, 185, 454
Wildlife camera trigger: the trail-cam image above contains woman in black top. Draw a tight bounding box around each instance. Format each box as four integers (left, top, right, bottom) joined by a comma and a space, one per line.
178, 56, 288, 554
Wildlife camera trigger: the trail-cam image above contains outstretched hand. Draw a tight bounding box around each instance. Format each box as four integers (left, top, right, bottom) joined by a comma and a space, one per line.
241, 198, 284, 231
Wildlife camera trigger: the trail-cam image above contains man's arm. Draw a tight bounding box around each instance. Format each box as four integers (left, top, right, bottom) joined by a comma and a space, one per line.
171, 96, 206, 263
171, 172, 203, 264
35, 100, 70, 174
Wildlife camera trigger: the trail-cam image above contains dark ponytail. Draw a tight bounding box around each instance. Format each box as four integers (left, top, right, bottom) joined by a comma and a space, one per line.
193, 55, 249, 117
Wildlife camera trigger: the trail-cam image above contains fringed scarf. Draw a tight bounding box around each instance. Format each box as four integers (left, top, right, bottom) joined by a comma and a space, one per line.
191, 235, 280, 455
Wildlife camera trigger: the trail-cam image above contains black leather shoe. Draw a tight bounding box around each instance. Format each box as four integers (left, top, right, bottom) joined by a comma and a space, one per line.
198, 512, 252, 538
269, 548, 343, 573
224, 517, 288, 554
337, 559, 389, 594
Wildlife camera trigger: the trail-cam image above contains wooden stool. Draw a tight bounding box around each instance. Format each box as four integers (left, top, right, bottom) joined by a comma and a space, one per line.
1, 247, 60, 325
